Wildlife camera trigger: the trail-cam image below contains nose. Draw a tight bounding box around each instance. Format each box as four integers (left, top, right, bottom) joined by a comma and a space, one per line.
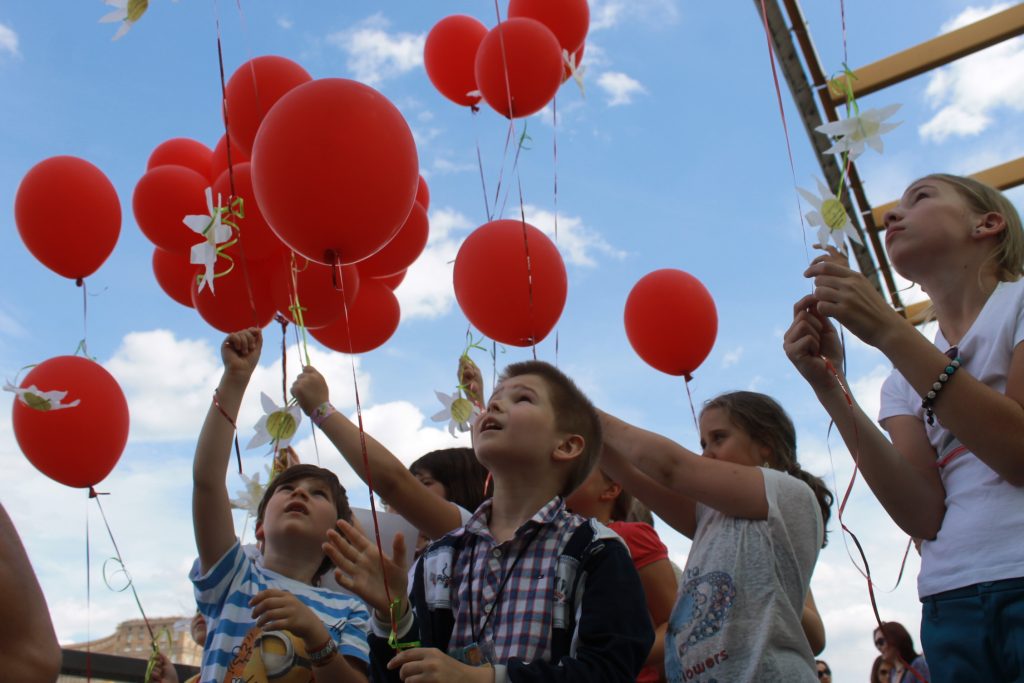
882, 205, 904, 229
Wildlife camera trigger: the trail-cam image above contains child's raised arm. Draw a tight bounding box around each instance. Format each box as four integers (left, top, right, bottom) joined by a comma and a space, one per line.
291, 366, 464, 540
193, 328, 262, 573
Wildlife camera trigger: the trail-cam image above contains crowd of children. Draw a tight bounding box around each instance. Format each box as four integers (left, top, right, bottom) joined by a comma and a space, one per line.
153, 173, 1020, 683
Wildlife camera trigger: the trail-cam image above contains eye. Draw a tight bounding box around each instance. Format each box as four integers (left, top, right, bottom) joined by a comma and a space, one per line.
912, 190, 929, 204
312, 489, 329, 498
515, 393, 533, 403
278, 484, 294, 492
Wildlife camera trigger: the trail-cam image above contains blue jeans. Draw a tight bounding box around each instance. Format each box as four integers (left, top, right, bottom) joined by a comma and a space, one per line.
920, 576, 1024, 683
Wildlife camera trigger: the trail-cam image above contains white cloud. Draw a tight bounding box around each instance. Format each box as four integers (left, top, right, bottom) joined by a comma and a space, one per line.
721, 347, 744, 368
522, 204, 627, 267
596, 71, 648, 106
277, 16, 293, 30
0, 22, 19, 58
326, 14, 425, 86
431, 157, 477, 175
393, 208, 474, 319
918, 3, 1024, 143
589, 0, 680, 31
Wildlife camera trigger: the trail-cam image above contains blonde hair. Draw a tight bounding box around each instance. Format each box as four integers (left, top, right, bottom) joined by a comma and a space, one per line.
921, 174, 1024, 281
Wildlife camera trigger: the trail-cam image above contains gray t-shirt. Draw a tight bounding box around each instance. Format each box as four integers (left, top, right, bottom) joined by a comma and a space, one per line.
665, 468, 822, 682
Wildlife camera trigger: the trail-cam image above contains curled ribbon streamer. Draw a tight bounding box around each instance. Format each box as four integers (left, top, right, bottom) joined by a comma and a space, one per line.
143, 627, 174, 683
387, 598, 421, 651
195, 198, 246, 289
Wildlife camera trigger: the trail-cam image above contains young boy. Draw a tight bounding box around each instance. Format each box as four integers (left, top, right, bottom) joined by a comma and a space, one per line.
295, 359, 654, 682
191, 328, 370, 683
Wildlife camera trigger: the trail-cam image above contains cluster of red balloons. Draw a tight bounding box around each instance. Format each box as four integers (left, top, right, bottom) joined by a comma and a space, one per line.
624, 269, 718, 378
135, 55, 430, 353
425, 0, 589, 118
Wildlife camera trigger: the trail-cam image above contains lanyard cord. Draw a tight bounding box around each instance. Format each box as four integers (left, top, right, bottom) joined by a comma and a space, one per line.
466, 524, 544, 645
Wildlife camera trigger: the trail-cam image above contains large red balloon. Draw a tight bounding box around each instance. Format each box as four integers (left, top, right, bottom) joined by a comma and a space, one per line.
251, 78, 419, 265
424, 15, 488, 107
12, 356, 129, 488
416, 176, 430, 211
372, 270, 407, 291
213, 163, 288, 261
14, 156, 121, 280
152, 247, 196, 308
356, 203, 429, 278
509, 0, 590, 54
475, 18, 564, 118
271, 257, 360, 329
210, 134, 249, 183
147, 138, 212, 178
624, 269, 718, 377
224, 56, 312, 157
310, 280, 401, 354
191, 252, 276, 333
454, 219, 566, 346
132, 165, 209, 253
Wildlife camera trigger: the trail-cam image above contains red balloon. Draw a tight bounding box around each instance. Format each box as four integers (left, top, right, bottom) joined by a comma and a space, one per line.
310, 280, 401, 354
14, 156, 121, 280
416, 176, 430, 210
454, 219, 566, 346
624, 269, 718, 377
372, 270, 406, 290
191, 251, 276, 333
213, 163, 288, 261
356, 203, 429, 278
424, 15, 488, 107
147, 138, 213, 178
210, 134, 250, 183
251, 78, 419, 265
475, 18, 564, 118
509, 0, 589, 54
563, 43, 584, 83
225, 55, 312, 157
12, 356, 129, 488
132, 165, 209, 253
152, 247, 196, 308
271, 256, 360, 329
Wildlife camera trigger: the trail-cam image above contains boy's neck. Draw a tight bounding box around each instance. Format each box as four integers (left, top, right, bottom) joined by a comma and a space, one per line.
262, 544, 322, 585
488, 476, 562, 543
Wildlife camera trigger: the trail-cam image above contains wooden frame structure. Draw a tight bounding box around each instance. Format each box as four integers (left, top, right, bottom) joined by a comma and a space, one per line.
755, 0, 1024, 323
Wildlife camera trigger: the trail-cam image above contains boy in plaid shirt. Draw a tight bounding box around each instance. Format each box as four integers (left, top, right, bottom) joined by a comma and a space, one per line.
317, 360, 654, 683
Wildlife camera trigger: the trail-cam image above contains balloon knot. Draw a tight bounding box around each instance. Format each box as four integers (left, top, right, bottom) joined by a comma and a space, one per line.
76, 278, 84, 287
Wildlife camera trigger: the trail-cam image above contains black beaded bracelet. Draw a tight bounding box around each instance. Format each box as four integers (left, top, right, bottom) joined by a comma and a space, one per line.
922, 356, 961, 425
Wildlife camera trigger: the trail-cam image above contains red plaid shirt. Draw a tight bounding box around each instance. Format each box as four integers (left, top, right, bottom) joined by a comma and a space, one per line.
449, 496, 586, 663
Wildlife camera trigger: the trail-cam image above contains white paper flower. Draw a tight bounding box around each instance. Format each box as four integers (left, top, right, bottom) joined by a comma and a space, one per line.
230, 470, 265, 517
98, 0, 148, 41
183, 187, 233, 294
430, 390, 480, 438
797, 177, 863, 253
3, 382, 81, 411
563, 49, 586, 97
247, 393, 303, 451
815, 103, 901, 160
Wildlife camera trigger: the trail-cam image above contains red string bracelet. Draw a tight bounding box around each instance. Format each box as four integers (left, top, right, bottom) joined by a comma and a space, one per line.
212, 388, 243, 474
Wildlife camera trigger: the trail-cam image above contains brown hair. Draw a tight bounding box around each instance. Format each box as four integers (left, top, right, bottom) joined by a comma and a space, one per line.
702, 391, 833, 547
921, 173, 1024, 281
409, 447, 491, 513
874, 622, 921, 668
499, 360, 603, 497
257, 464, 352, 581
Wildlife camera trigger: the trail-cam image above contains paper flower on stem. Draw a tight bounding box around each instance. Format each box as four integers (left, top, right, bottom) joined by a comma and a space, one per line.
3, 382, 80, 411
230, 470, 265, 518
98, 0, 148, 41
247, 393, 303, 451
183, 187, 234, 294
431, 389, 480, 437
815, 103, 901, 160
563, 49, 586, 97
798, 177, 863, 254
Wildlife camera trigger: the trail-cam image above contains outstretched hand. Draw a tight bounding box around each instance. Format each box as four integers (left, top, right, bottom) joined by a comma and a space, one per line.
148, 652, 180, 683
291, 365, 330, 415
784, 294, 846, 394
221, 328, 262, 379
324, 518, 408, 618
388, 647, 495, 683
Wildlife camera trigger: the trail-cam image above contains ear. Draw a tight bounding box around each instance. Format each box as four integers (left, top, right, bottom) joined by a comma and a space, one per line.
758, 443, 773, 467
254, 519, 265, 543
598, 480, 622, 503
972, 211, 1007, 240
552, 433, 586, 464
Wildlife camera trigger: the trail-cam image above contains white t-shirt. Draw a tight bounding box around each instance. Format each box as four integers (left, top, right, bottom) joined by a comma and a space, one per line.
664, 468, 821, 682
879, 278, 1024, 598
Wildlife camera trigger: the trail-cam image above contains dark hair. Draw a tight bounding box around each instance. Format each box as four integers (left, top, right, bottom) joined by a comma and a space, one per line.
499, 360, 603, 497
875, 622, 920, 667
702, 391, 834, 547
870, 655, 889, 683
602, 470, 635, 522
625, 498, 655, 526
256, 464, 352, 581
815, 659, 831, 676
409, 447, 490, 513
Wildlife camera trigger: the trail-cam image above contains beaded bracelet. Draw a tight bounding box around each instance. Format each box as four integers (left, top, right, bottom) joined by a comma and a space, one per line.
922, 356, 961, 425
307, 636, 338, 667
311, 401, 337, 428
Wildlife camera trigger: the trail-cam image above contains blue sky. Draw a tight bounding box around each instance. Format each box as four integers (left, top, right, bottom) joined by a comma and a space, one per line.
1, 1, 1022, 678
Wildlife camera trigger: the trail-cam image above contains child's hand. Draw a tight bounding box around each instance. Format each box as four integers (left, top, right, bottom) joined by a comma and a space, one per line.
784, 294, 846, 393
249, 588, 330, 651
459, 356, 484, 408
222, 328, 262, 379
148, 652, 180, 683
189, 611, 207, 647
324, 518, 408, 617
291, 366, 330, 415
387, 648, 495, 683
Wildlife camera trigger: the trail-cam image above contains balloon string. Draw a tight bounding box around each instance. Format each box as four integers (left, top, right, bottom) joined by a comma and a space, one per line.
333, 255, 398, 646
552, 96, 560, 368
473, 110, 493, 222
288, 254, 313, 367
278, 314, 288, 407
515, 174, 538, 361
76, 278, 91, 359
291, 315, 322, 465
683, 375, 699, 434
86, 498, 93, 683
